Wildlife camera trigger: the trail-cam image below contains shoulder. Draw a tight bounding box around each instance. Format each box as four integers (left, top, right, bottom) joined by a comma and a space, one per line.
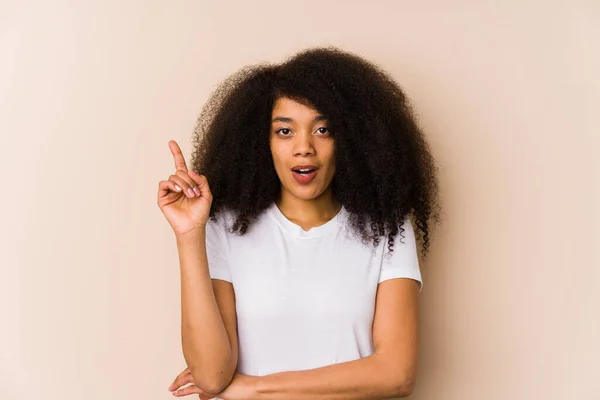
205, 209, 236, 244
206, 207, 271, 238
382, 214, 416, 253
207, 208, 236, 229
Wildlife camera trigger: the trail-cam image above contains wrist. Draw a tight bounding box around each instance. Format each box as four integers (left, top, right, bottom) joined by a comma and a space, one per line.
175, 227, 206, 244
250, 375, 263, 399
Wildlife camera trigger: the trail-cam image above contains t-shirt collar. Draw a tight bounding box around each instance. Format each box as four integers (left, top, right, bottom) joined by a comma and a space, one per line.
269, 201, 345, 238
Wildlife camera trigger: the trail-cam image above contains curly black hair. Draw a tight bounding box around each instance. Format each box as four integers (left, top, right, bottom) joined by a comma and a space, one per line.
190, 46, 441, 260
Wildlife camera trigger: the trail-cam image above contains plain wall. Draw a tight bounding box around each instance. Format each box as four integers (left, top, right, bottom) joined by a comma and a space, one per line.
1, 1, 598, 399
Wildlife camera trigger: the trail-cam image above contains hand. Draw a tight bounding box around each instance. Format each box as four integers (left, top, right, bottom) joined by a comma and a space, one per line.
157, 140, 213, 237
169, 367, 259, 400
168, 366, 215, 399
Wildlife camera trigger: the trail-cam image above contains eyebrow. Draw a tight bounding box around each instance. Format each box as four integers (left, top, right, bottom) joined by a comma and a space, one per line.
271, 115, 328, 123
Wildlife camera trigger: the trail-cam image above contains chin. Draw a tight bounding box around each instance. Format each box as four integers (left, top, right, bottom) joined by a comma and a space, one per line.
294, 193, 320, 201
287, 186, 326, 201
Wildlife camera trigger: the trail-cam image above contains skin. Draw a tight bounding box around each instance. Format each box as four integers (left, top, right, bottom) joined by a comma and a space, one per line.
269, 97, 342, 230
166, 98, 348, 398
165, 99, 420, 399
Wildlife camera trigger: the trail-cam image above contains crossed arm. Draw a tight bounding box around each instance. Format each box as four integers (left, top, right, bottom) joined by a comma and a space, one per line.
254, 352, 413, 400
251, 278, 420, 400
175, 277, 420, 399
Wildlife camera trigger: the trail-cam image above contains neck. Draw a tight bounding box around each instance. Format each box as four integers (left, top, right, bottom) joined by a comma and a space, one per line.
275, 187, 342, 227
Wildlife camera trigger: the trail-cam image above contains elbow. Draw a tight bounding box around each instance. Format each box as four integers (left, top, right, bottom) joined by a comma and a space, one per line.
386, 363, 417, 398
391, 375, 417, 398
189, 367, 234, 396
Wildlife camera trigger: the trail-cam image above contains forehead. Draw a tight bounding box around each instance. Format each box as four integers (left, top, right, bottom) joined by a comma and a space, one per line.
271, 97, 322, 119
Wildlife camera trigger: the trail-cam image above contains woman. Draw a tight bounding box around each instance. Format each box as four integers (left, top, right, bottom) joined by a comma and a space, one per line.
158, 47, 441, 399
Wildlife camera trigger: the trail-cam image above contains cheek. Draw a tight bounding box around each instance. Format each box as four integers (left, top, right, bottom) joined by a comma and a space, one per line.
326, 164, 336, 180
324, 147, 336, 169
269, 142, 282, 167
271, 151, 289, 177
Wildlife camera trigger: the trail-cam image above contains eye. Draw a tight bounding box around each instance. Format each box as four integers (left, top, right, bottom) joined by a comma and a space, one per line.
276, 128, 292, 136
316, 127, 329, 134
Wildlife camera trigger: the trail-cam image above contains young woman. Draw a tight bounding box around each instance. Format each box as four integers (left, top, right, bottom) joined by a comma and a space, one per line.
158, 47, 441, 399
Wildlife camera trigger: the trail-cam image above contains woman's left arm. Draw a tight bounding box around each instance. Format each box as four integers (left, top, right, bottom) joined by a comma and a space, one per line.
174, 278, 419, 400
252, 278, 420, 400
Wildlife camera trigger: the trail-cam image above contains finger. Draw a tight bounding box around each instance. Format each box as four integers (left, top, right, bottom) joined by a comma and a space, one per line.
188, 170, 212, 200
169, 371, 192, 391
158, 180, 183, 200
169, 368, 192, 391
169, 140, 188, 172
175, 170, 202, 197
169, 175, 198, 198
172, 383, 203, 397
187, 169, 206, 188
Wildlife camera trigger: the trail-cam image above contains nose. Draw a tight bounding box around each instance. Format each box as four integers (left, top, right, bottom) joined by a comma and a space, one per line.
293, 131, 315, 156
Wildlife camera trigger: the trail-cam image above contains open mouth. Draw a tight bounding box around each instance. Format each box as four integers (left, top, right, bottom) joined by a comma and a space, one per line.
291, 168, 319, 184
292, 168, 318, 175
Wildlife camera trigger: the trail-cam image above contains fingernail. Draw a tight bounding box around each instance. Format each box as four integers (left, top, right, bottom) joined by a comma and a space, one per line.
193, 187, 200, 196
174, 185, 182, 191
187, 188, 195, 197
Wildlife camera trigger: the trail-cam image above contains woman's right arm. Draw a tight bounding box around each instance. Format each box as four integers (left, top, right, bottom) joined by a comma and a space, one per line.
177, 229, 238, 395
157, 140, 238, 395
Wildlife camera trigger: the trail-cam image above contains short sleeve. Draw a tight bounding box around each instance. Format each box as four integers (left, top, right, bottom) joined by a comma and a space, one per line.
204, 216, 232, 282
378, 215, 423, 292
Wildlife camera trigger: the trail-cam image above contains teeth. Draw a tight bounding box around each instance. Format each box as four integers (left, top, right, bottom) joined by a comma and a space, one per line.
297, 168, 314, 172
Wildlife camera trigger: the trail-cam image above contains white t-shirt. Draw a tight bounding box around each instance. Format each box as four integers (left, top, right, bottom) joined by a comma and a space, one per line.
205, 201, 422, 378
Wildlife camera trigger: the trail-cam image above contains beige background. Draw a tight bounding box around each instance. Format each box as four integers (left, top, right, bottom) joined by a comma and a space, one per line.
1, 1, 598, 399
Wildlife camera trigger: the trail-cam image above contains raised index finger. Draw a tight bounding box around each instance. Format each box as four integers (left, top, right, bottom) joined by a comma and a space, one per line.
168, 140, 188, 172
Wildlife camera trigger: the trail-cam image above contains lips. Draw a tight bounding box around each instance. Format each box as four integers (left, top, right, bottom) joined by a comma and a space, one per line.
291, 164, 318, 172
291, 168, 318, 184
290, 164, 319, 184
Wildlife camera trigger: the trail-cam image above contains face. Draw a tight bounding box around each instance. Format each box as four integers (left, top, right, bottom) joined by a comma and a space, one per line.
269, 97, 336, 202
